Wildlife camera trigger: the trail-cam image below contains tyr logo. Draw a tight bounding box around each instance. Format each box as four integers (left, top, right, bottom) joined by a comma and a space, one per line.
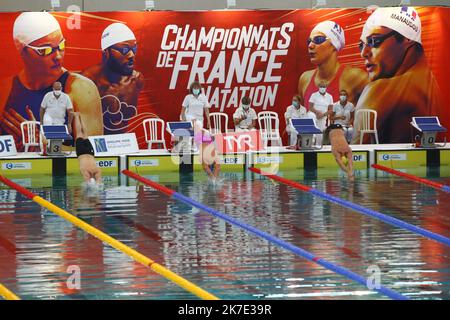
223, 134, 255, 150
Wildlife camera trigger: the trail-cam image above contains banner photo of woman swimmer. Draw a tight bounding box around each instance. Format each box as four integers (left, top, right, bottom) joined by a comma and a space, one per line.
0, 7, 447, 150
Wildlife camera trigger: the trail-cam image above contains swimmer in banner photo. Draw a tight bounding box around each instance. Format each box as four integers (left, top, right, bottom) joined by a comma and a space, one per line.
354, 7, 442, 143
0, 12, 103, 151
82, 23, 145, 135
299, 20, 368, 106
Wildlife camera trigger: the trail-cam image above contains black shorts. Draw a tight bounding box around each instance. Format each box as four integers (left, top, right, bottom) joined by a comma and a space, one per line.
75, 138, 94, 157
326, 123, 343, 132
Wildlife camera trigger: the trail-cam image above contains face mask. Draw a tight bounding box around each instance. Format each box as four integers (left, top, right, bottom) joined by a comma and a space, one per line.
193, 88, 200, 96
340, 95, 347, 102
292, 101, 299, 108
242, 104, 250, 110
319, 87, 326, 94
53, 90, 61, 97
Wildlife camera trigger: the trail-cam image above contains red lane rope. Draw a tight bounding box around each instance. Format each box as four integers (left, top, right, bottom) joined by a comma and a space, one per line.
122, 170, 175, 196
371, 164, 445, 190
0, 175, 36, 199
249, 167, 312, 192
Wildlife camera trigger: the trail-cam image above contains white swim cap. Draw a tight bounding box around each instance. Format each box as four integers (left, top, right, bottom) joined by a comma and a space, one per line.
13, 12, 61, 50
101, 23, 136, 51
362, 6, 421, 44
311, 20, 345, 51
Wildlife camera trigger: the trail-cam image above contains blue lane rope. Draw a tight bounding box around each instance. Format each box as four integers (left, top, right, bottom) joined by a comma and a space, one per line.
171, 192, 408, 300
249, 168, 450, 248
309, 189, 450, 247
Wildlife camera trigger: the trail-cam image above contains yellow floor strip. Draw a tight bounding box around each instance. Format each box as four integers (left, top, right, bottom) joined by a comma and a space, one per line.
31, 196, 218, 300
0, 283, 20, 300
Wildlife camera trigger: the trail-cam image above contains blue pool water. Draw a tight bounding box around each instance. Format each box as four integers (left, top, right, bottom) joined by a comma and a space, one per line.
0, 168, 449, 300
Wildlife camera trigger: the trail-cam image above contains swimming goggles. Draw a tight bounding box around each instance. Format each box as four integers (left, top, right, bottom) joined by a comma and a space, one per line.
110, 45, 137, 55
26, 39, 66, 56
359, 31, 397, 51
307, 35, 328, 46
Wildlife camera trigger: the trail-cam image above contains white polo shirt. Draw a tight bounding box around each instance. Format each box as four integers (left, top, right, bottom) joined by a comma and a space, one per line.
309, 92, 333, 113
182, 94, 210, 122
309, 91, 333, 130
233, 107, 257, 129
332, 101, 355, 126
285, 105, 307, 123
41, 91, 73, 125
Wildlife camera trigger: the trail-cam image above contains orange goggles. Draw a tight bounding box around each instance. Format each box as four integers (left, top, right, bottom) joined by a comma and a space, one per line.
26, 40, 66, 56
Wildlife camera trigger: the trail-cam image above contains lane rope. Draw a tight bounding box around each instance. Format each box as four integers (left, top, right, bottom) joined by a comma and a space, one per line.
249, 167, 450, 247
0, 175, 218, 300
372, 164, 450, 193
123, 169, 408, 300
0, 283, 20, 300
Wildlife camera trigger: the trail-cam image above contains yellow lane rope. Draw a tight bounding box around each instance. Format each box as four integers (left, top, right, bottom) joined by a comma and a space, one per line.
0, 175, 218, 300
34, 196, 219, 300
0, 283, 20, 300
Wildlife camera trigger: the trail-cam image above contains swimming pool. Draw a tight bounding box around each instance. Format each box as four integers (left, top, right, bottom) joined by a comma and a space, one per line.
1, 168, 449, 300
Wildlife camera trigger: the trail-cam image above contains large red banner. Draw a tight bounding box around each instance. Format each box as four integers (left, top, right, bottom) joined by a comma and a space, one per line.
0, 8, 448, 150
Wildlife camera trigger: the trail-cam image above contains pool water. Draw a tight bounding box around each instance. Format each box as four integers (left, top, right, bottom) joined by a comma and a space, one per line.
1, 168, 450, 300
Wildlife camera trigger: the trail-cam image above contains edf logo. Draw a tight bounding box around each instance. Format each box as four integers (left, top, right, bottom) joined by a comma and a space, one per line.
98, 160, 114, 167
0, 139, 13, 152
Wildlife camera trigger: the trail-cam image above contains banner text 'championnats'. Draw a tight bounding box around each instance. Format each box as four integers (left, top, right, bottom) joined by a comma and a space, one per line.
156, 23, 295, 111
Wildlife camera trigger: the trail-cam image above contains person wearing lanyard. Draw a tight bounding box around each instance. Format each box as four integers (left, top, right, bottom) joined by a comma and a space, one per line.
284, 95, 307, 146
308, 82, 333, 144
180, 81, 211, 130
233, 96, 257, 132
330, 89, 355, 143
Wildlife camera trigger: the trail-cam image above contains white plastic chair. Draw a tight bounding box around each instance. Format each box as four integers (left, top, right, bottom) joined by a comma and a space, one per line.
355, 109, 379, 144
258, 111, 282, 147
143, 118, 167, 150
209, 112, 229, 135
20, 121, 42, 152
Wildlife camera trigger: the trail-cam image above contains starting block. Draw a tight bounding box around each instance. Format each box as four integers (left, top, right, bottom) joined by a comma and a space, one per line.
410, 116, 447, 148
41, 125, 72, 156
167, 121, 195, 153
290, 118, 323, 150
